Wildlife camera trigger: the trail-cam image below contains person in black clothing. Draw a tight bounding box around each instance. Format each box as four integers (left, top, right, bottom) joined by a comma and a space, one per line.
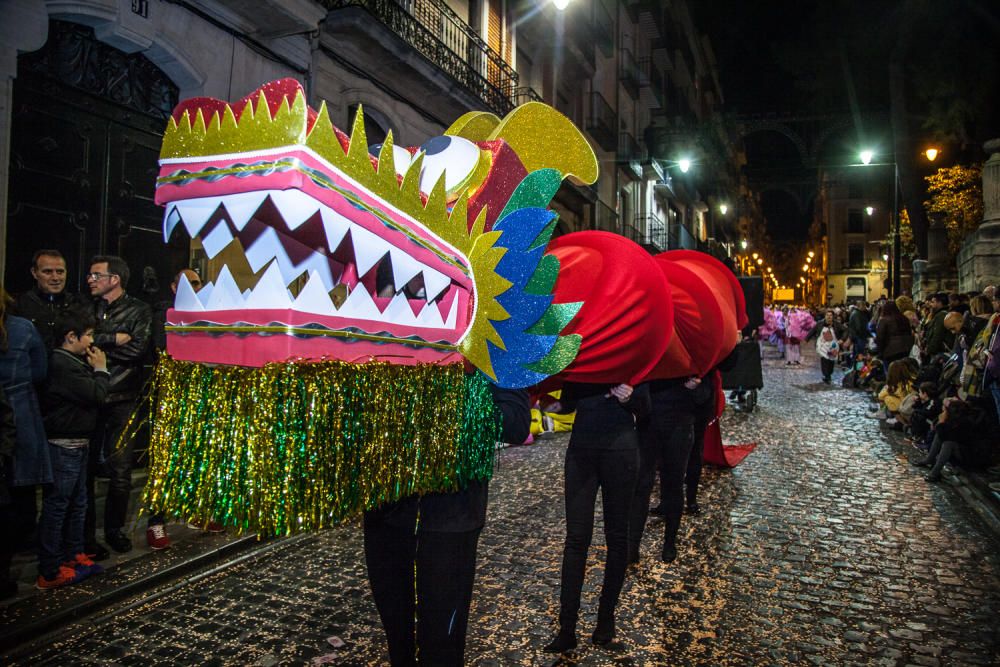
545, 381, 649, 654
84, 255, 151, 556
363, 385, 530, 666
12, 249, 85, 351
912, 398, 992, 481
36, 308, 109, 589
630, 377, 699, 571
9, 249, 84, 546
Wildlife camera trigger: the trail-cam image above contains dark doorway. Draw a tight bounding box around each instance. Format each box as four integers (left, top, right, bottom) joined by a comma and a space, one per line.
5, 20, 186, 304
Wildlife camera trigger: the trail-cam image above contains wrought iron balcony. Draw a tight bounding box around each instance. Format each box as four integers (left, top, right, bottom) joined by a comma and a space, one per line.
512, 86, 543, 106
594, 199, 618, 232
586, 91, 617, 152
634, 214, 667, 252
592, 0, 614, 57
321, 0, 518, 114
669, 222, 698, 250
639, 58, 664, 109
618, 131, 643, 179
620, 47, 640, 99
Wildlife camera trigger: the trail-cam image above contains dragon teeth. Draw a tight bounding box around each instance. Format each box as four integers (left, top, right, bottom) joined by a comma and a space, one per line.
350, 225, 388, 277
337, 282, 382, 321
163, 208, 182, 242
269, 190, 318, 231
388, 248, 423, 292
382, 292, 417, 326
204, 266, 243, 310
201, 222, 234, 259
173, 273, 204, 311
173, 196, 224, 237
292, 270, 333, 315
422, 266, 451, 303
321, 208, 351, 251
222, 191, 270, 230
243, 262, 292, 309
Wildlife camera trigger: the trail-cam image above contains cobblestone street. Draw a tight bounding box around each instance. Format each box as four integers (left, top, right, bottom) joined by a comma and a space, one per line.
12, 349, 1000, 666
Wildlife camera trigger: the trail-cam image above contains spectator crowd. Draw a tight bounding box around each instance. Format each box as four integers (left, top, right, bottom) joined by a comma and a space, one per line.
0, 249, 217, 597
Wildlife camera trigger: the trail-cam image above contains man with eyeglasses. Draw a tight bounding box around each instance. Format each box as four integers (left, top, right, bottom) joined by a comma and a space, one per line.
84, 255, 151, 555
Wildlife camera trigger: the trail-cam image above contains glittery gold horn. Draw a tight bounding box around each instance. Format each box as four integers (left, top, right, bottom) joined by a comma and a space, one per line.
446, 103, 599, 185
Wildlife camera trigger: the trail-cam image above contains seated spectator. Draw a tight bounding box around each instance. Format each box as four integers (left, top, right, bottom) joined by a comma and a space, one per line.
37, 308, 109, 589
870, 359, 915, 421
913, 398, 993, 482
909, 381, 942, 446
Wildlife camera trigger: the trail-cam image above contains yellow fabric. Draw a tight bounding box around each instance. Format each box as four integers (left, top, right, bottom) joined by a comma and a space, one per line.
878, 382, 912, 413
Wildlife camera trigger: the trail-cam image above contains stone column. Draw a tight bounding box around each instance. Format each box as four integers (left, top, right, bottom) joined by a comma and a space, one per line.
958, 138, 1000, 292
0, 0, 48, 284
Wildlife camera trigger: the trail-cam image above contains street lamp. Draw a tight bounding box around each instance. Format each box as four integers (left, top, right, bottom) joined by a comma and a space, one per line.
865, 205, 875, 216
925, 147, 939, 162
719, 203, 728, 215
740, 239, 748, 250
677, 158, 692, 173
553, 0, 572, 9
859, 149, 900, 298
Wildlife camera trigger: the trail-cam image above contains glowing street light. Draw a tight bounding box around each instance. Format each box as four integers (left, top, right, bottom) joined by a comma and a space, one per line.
719, 203, 728, 215
751, 252, 759, 260
740, 239, 748, 250
756, 258, 763, 266
678, 158, 692, 173
802, 264, 809, 271
865, 205, 875, 216
925, 147, 939, 162
807, 251, 814, 258
553, 0, 572, 9
859, 149, 874, 165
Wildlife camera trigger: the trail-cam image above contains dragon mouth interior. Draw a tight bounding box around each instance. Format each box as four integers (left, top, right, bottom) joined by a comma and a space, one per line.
162, 189, 469, 332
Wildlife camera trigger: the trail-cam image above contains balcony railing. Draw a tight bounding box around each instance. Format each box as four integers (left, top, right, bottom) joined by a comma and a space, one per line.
512, 86, 543, 106
586, 91, 617, 152
620, 47, 640, 99
321, 0, 518, 114
639, 57, 664, 109
618, 131, 643, 179
592, 0, 614, 57
636, 215, 667, 251
669, 222, 698, 250
594, 199, 618, 232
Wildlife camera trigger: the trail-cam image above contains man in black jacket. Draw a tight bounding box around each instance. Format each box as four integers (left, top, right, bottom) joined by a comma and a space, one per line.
12, 249, 85, 350
84, 255, 151, 555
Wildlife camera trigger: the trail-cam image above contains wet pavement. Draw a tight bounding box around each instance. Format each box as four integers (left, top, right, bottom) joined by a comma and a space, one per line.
6, 346, 1000, 666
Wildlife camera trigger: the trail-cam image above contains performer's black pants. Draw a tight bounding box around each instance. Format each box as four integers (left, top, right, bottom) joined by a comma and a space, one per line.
363, 515, 480, 666
558, 446, 638, 630
686, 407, 711, 507
632, 415, 694, 557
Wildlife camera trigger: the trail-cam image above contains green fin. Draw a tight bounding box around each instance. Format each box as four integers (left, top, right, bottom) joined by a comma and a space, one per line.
527, 334, 582, 375
498, 169, 563, 221
529, 216, 559, 251
527, 302, 583, 336
525, 255, 560, 295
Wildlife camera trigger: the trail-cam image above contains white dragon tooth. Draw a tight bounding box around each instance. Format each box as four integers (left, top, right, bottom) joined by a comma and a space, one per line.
415, 299, 446, 328
242, 289, 251, 299
337, 283, 382, 322
204, 266, 244, 311
172, 272, 204, 312
444, 296, 459, 329
382, 292, 418, 326
244, 262, 293, 309
269, 189, 319, 231
200, 223, 234, 259
196, 281, 214, 308
421, 266, 451, 303
320, 207, 351, 252
350, 226, 389, 277
175, 196, 225, 238
292, 270, 334, 315
163, 207, 182, 242
388, 247, 423, 293
244, 227, 283, 274
221, 191, 270, 230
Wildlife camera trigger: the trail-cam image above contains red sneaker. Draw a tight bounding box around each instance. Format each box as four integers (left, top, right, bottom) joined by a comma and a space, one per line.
146, 523, 171, 550
36, 565, 80, 590
63, 553, 105, 579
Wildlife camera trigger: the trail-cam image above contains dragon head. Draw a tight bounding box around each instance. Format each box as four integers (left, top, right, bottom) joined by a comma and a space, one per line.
155, 79, 597, 388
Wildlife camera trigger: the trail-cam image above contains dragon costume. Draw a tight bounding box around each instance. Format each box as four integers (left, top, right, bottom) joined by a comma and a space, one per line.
147, 79, 745, 536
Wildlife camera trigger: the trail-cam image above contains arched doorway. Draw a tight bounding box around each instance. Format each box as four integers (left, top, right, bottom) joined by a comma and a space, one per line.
5, 19, 186, 303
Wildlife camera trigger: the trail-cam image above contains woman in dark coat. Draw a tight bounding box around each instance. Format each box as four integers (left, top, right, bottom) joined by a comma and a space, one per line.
545, 381, 649, 653
876, 301, 915, 366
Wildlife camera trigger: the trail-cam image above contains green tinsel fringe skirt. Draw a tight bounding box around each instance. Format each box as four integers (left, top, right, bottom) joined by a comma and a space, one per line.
143, 357, 501, 536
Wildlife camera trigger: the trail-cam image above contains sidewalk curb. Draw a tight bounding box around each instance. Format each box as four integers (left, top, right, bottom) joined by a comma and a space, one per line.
0, 532, 268, 656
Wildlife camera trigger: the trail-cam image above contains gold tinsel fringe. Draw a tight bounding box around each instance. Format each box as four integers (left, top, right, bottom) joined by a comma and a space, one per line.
143, 357, 500, 536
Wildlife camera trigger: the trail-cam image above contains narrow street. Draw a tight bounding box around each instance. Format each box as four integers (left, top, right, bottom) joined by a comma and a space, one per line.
10, 347, 1000, 666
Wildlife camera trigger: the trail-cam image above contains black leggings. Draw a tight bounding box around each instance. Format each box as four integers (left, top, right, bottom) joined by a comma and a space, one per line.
558, 446, 638, 629
632, 416, 694, 557
686, 408, 711, 506
363, 516, 481, 666
820, 357, 836, 381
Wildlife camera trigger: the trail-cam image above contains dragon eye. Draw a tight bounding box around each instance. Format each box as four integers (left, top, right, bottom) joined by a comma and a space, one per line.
417, 135, 484, 197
